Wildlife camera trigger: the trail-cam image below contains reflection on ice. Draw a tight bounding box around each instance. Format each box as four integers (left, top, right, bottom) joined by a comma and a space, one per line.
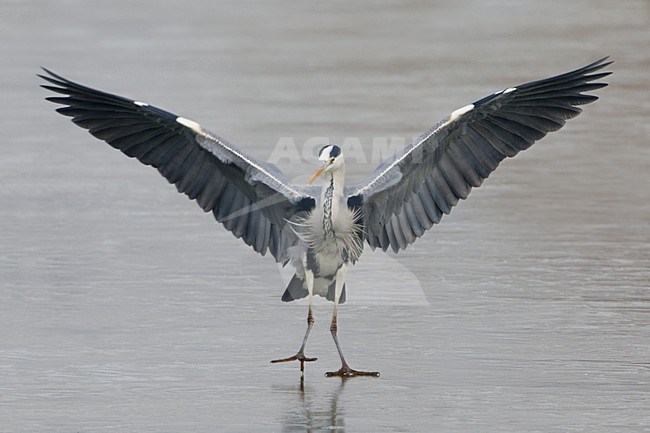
274, 379, 347, 432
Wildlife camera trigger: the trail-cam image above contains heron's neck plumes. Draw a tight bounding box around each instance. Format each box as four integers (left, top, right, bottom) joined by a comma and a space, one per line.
322, 166, 345, 236
323, 180, 334, 237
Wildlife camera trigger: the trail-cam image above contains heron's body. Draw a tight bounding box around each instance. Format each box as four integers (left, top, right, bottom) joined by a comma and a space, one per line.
40, 57, 611, 377
285, 158, 362, 303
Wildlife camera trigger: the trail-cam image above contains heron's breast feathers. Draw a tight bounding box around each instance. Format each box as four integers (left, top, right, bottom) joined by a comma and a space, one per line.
288, 206, 364, 263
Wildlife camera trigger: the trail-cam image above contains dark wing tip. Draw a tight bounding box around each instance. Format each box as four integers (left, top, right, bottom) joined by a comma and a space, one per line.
578, 56, 613, 74
38, 67, 68, 87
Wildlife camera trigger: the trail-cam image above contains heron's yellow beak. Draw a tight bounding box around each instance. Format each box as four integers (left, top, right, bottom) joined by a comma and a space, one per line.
308, 165, 326, 184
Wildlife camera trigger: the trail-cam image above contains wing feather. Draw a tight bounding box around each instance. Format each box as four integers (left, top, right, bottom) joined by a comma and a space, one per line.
347, 57, 611, 253
41, 69, 316, 262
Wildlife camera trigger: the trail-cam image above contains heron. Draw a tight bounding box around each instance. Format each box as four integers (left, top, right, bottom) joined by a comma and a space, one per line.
40, 57, 611, 377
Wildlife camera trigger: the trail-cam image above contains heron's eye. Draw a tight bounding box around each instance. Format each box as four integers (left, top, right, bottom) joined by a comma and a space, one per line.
329, 157, 335, 163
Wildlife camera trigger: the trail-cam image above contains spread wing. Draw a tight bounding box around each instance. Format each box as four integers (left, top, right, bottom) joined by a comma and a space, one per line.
346, 57, 612, 253
40, 69, 318, 262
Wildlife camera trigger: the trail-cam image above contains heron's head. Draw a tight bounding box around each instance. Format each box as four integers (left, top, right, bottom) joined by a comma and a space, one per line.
308, 145, 344, 184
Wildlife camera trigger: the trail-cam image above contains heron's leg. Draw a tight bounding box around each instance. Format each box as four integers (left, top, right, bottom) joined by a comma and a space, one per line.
325, 264, 379, 378
271, 270, 317, 373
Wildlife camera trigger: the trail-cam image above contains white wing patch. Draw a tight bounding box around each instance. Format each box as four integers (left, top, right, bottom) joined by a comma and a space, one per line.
448, 104, 474, 123
176, 116, 202, 133
503, 87, 517, 94
134, 101, 149, 107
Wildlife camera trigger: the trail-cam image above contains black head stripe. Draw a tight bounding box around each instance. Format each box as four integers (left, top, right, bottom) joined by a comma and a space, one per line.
318, 144, 341, 159
318, 145, 330, 157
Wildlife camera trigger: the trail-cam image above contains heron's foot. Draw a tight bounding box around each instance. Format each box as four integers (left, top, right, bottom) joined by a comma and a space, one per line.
271, 352, 317, 372
325, 364, 380, 378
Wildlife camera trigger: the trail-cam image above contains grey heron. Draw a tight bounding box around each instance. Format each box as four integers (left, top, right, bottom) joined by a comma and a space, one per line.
40, 57, 611, 377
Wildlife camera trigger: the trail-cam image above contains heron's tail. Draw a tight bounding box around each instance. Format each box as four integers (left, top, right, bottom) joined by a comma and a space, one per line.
282, 275, 308, 302
281, 274, 346, 303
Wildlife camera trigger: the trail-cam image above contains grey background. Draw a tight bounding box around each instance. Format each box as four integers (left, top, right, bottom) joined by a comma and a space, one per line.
1, 0, 648, 431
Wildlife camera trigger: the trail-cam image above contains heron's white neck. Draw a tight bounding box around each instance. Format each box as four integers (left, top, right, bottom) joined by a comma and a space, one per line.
331, 165, 345, 190
323, 165, 345, 200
